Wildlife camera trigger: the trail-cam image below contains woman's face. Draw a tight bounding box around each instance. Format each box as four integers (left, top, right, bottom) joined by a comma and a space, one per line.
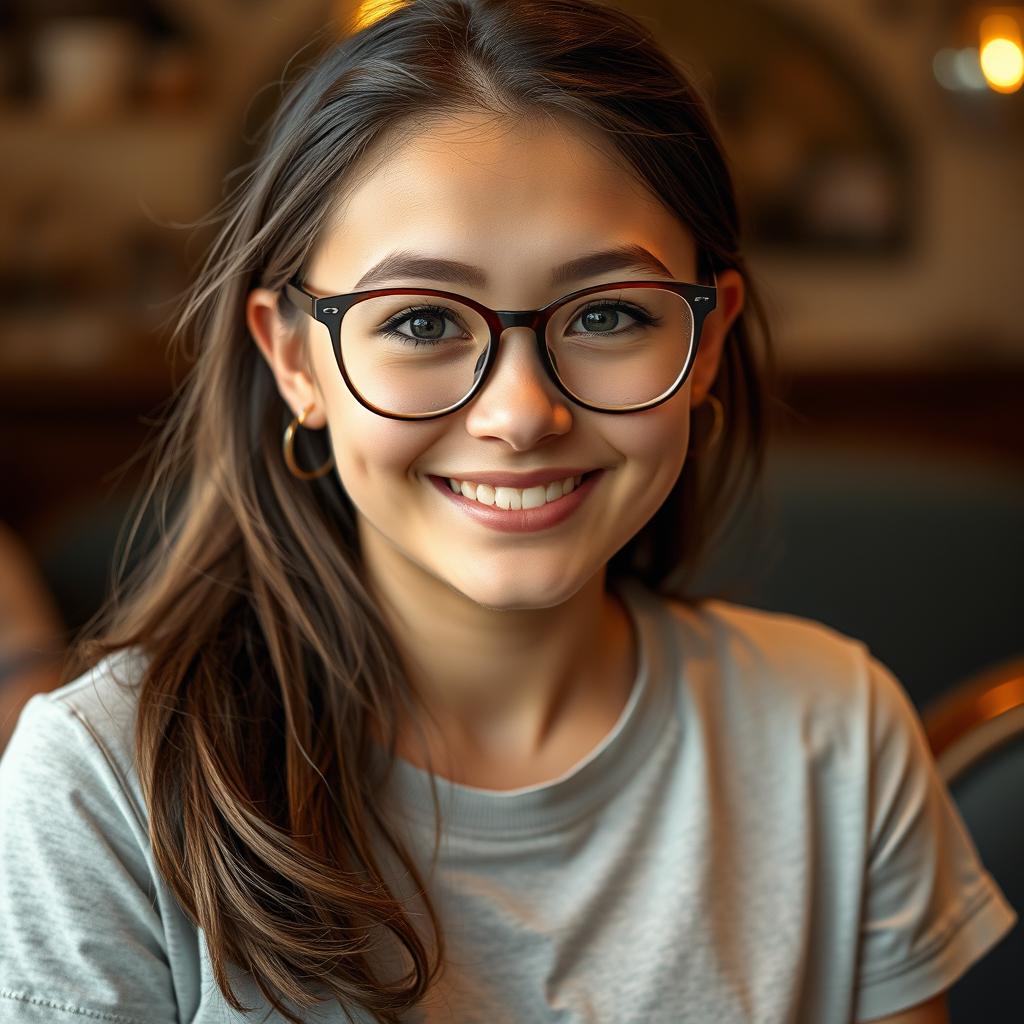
252, 109, 742, 611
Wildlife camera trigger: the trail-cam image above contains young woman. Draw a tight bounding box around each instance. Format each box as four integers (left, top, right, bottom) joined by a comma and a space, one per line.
0, 1, 1015, 1022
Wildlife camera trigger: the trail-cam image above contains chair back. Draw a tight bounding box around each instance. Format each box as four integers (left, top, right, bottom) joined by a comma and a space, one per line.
924, 659, 1024, 1023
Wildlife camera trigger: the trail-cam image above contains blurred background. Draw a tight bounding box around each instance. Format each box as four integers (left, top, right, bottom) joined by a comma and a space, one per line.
1, 0, 1021, 711
0, 0, 1022, 1016
1, 0, 1022, 715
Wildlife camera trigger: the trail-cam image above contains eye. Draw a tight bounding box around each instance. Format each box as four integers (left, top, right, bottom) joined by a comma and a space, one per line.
567, 300, 657, 336
377, 305, 473, 347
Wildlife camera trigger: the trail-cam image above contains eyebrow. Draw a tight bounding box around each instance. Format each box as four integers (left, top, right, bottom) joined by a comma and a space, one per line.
350, 243, 675, 291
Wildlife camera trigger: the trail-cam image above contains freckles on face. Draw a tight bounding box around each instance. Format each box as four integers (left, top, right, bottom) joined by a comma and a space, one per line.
302, 109, 699, 604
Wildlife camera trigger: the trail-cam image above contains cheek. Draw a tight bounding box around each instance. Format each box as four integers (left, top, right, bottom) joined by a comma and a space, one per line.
310, 332, 447, 490
328, 410, 445, 497
611, 403, 691, 486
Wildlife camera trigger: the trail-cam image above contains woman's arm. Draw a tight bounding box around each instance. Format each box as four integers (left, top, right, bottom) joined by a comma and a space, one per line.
852, 650, 1014, 1022
0, 691, 178, 1023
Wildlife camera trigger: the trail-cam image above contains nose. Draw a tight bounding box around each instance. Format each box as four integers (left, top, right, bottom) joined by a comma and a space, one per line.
462, 326, 572, 449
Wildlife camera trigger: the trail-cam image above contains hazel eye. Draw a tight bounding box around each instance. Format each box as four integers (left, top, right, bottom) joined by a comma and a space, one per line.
567, 301, 655, 336
578, 306, 627, 333
378, 306, 473, 347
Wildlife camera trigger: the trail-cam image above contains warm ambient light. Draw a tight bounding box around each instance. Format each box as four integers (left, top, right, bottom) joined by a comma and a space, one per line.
980, 38, 1024, 90
979, 12, 1024, 93
352, 0, 407, 32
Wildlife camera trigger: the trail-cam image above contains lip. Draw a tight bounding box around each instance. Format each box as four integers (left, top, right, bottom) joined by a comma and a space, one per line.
431, 466, 598, 488
426, 469, 605, 533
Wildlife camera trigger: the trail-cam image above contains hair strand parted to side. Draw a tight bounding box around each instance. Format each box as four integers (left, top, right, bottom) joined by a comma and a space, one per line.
66, 1, 777, 1021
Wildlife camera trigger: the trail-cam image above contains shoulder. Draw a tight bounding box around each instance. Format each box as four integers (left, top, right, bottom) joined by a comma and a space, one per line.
47, 644, 150, 719
633, 583, 910, 757
655, 589, 876, 699
0, 647, 185, 1024
1, 646, 152, 826
682, 594, 865, 662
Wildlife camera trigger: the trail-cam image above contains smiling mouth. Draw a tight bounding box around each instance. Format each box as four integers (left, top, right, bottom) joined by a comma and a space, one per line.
430, 469, 600, 510
425, 468, 605, 532
446, 471, 581, 507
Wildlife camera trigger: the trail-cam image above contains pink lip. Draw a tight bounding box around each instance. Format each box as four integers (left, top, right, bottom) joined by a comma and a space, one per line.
432, 466, 597, 488
427, 470, 604, 533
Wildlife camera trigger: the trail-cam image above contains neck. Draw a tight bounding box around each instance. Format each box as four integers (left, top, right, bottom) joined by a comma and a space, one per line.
358, 523, 634, 773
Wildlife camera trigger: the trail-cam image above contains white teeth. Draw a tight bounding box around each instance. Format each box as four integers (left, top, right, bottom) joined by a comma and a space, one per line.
521, 485, 547, 510
446, 473, 584, 510
495, 486, 522, 510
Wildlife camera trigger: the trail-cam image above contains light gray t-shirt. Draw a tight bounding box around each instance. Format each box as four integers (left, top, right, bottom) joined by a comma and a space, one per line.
0, 576, 1017, 1023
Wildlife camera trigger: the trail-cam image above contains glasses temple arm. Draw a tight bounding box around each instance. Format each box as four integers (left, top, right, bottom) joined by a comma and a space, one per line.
283, 281, 317, 319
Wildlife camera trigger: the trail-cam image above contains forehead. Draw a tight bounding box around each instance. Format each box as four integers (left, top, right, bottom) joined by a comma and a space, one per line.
310, 108, 697, 294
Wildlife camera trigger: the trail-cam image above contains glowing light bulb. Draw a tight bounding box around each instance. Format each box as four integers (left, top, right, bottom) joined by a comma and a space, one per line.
980, 37, 1024, 91
979, 12, 1024, 94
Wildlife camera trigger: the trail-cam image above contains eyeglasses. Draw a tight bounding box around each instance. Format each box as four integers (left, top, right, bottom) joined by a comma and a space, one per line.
282, 274, 717, 420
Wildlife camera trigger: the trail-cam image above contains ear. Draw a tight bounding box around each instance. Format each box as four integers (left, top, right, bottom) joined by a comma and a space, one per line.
687, 268, 745, 407
246, 287, 327, 429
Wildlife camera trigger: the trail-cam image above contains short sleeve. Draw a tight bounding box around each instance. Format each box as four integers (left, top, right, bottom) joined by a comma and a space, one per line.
0, 693, 178, 1024
853, 653, 1018, 1022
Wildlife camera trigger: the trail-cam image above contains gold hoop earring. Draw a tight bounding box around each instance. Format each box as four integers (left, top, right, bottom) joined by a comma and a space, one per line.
690, 393, 724, 456
283, 403, 335, 480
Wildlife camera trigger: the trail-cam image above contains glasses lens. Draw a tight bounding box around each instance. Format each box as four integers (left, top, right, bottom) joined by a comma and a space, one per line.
546, 287, 694, 408
337, 287, 695, 416
339, 294, 491, 416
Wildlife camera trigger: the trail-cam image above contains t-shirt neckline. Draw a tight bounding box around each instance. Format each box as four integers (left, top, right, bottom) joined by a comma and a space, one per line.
374, 575, 678, 838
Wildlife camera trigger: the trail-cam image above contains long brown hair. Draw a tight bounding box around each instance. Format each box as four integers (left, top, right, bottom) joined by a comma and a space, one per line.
66, 1, 777, 1020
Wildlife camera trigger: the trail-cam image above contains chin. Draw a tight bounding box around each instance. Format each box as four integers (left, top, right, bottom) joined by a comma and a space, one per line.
443, 565, 592, 612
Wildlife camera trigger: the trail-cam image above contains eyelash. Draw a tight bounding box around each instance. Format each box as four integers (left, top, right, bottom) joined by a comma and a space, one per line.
377, 299, 660, 347
572, 300, 660, 333
378, 305, 466, 347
